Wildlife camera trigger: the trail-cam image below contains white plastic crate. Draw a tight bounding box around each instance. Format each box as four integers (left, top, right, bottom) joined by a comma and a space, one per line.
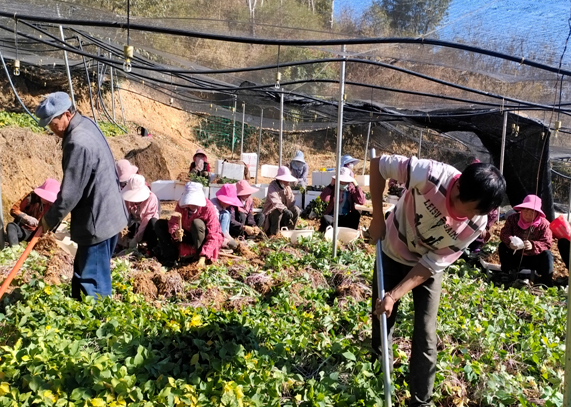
174, 181, 186, 201
321, 172, 334, 186
209, 184, 223, 199
221, 162, 244, 181
356, 175, 370, 186
293, 190, 303, 208
252, 184, 268, 199
151, 180, 176, 201
305, 191, 321, 208
261, 164, 279, 179
241, 153, 258, 179
311, 171, 322, 186
215, 159, 224, 175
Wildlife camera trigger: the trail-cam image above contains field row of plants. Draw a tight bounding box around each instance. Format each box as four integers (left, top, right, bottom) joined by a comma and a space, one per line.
0, 112, 124, 138
0, 235, 567, 406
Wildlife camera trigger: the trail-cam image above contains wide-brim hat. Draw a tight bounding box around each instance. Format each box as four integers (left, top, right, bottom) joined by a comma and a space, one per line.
275, 166, 298, 182
341, 154, 360, 167
34, 178, 61, 203
513, 194, 545, 217
116, 159, 139, 183
122, 174, 151, 203
292, 150, 305, 163
332, 167, 356, 183
216, 184, 243, 207
193, 148, 208, 161
35, 92, 72, 127
179, 182, 206, 207
236, 180, 259, 196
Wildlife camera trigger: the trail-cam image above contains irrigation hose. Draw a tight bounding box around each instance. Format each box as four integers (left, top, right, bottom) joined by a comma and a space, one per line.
0, 226, 43, 301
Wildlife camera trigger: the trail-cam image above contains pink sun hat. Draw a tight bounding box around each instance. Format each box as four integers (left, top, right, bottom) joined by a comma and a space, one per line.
513, 194, 545, 218
275, 166, 297, 182
236, 180, 259, 197
34, 178, 61, 203
216, 184, 244, 207
121, 174, 151, 203
116, 159, 138, 183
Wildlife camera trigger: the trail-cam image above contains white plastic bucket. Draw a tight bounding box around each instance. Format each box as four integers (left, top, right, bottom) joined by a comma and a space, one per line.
280, 226, 315, 244
324, 226, 360, 244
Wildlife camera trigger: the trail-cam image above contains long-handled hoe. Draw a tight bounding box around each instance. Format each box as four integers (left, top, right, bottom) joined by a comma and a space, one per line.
376, 241, 392, 407
0, 226, 43, 301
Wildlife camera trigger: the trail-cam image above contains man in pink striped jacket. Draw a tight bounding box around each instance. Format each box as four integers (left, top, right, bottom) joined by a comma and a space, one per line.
370, 155, 505, 407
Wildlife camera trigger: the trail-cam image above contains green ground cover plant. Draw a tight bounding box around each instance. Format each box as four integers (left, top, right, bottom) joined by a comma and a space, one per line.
0, 236, 566, 406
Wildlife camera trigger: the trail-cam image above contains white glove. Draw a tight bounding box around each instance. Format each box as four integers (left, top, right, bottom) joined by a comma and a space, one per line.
509, 236, 525, 252
24, 215, 39, 227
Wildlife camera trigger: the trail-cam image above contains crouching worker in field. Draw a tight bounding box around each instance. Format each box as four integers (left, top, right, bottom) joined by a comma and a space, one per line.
119, 174, 159, 251
370, 155, 505, 407
211, 184, 243, 250
154, 182, 223, 267
230, 180, 264, 239
498, 195, 553, 286
319, 167, 365, 232
5, 178, 60, 246
262, 166, 301, 236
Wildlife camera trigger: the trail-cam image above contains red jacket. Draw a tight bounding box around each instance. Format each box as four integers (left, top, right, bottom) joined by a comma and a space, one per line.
500, 213, 552, 256
167, 199, 223, 260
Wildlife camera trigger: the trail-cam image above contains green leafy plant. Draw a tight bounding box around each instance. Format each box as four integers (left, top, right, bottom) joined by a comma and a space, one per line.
0, 233, 566, 407
0, 112, 44, 133
97, 121, 124, 137
214, 177, 239, 184
189, 173, 209, 187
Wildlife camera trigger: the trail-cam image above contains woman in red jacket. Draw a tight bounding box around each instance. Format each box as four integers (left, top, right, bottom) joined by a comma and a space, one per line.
498, 194, 553, 286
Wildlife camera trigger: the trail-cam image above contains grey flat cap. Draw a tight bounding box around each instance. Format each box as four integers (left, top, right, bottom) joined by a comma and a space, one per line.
35, 92, 72, 127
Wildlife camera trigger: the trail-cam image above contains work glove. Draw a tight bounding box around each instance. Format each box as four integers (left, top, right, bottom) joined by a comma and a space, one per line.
175, 228, 184, 241
243, 226, 256, 236
23, 215, 39, 227
128, 238, 138, 249
283, 209, 293, 219
197, 256, 206, 268
509, 236, 524, 251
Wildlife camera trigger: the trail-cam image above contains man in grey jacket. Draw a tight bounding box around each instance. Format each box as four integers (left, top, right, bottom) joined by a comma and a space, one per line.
36, 92, 128, 300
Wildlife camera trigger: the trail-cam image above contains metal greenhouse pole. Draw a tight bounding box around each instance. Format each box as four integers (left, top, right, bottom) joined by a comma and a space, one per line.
332, 44, 346, 258
564, 185, 571, 405
363, 121, 372, 177
231, 95, 237, 159
499, 111, 508, 174
55, 8, 76, 108
279, 91, 284, 167
255, 109, 263, 184
240, 102, 246, 156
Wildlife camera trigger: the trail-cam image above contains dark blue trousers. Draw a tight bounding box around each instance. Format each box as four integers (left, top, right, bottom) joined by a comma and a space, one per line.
72, 234, 118, 300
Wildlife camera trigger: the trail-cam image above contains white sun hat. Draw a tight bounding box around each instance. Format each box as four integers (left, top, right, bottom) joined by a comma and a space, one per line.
179, 182, 207, 207
332, 167, 356, 183
121, 174, 151, 203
